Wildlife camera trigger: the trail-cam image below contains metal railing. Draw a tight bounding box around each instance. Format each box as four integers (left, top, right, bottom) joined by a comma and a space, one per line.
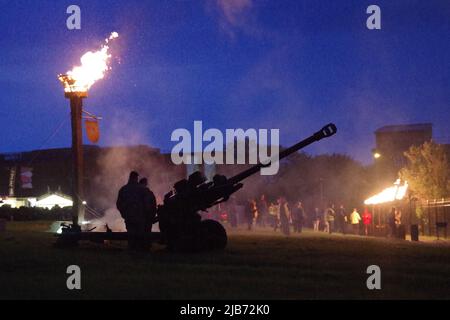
418, 198, 450, 237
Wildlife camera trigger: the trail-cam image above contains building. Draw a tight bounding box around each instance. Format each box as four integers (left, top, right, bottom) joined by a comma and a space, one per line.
0, 145, 185, 211
0, 140, 283, 214
373, 123, 433, 180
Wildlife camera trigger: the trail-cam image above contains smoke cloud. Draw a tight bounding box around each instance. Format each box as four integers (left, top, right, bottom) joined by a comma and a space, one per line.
87, 109, 181, 231
210, 0, 260, 39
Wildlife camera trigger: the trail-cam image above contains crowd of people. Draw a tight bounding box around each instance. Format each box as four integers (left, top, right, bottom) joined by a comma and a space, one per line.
226, 195, 404, 238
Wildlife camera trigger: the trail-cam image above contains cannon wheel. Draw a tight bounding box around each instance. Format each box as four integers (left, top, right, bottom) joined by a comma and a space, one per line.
165, 219, 227, 252
55, 235, 79, 248
199, 219, 227, 251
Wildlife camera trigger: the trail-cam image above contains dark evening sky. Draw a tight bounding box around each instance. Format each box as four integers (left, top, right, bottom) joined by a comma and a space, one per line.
1, 0, 449, 164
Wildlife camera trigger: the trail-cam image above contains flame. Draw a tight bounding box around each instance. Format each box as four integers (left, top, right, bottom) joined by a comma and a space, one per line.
364, 179, 408, 205
59, 32, 119, 93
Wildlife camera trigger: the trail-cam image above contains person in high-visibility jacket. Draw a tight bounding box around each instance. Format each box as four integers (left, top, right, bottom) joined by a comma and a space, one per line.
349, 208, 361, 235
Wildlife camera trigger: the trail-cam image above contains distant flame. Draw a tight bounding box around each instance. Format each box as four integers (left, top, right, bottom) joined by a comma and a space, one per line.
58, 32, 119, 93
364, 179, 408, 205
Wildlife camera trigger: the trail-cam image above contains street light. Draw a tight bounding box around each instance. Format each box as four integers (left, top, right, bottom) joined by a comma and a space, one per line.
372, 148, 381, 159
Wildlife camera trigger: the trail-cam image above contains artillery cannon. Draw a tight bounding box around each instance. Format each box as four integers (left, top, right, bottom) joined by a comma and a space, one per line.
56, 123, 337, 251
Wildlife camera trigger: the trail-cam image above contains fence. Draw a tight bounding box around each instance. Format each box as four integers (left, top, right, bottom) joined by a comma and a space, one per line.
368, 197, 450, 238
418, 198, 450, 237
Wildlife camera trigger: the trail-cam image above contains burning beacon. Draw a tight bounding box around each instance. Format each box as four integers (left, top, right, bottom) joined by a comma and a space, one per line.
58, 32, 119, 227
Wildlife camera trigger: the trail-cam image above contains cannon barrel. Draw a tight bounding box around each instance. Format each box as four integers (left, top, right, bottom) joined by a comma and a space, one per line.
228, 123, 337, 185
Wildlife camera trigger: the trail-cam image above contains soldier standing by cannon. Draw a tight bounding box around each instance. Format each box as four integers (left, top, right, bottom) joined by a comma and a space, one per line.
139, 177, 157, 233
116, 171, 147, 250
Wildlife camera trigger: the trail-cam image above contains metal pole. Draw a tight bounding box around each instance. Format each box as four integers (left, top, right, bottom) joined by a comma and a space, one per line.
66, 92, 87, 226
427, 200, 431, 236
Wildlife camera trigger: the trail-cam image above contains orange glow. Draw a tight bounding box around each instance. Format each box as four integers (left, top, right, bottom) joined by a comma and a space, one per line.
58, 32, 119, 93
364, 179, 408, 205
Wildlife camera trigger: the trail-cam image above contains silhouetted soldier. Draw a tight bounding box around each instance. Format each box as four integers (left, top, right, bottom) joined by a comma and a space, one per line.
159, 171, 206, 248
116, 171, 146, 250
139, 177, 157, 233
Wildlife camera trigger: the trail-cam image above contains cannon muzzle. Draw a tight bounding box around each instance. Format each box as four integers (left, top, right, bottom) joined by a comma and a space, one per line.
228, 123, 337, 184
316, 123, 338, 139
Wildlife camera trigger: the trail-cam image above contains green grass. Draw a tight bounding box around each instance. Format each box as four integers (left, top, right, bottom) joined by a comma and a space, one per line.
1, 221, 450, 300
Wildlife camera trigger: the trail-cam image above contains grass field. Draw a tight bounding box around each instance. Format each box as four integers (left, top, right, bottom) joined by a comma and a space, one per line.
1, 221, 450, 300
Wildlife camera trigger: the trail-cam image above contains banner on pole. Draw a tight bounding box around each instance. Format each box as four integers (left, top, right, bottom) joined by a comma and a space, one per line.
85, 120, 100, 143
9, 167, 17, 196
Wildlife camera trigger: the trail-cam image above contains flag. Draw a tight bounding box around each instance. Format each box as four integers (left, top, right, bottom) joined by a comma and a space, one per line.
9, 167, 17, 196
20, 167, 33, 189
85, 119, 100, 143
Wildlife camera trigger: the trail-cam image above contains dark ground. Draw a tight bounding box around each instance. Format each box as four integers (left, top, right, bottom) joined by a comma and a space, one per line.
1, 221, 450, 300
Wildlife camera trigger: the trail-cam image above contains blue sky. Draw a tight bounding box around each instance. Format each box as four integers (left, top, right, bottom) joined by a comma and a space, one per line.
1, 0, 449, 164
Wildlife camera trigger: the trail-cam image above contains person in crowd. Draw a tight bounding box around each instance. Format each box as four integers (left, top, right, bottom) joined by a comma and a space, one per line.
350, 208, 361, 235
291, 201, 306, 233
394, 208, 403, 239
362, 207, 372, 236
227, 196, 238, 228
336, 204, 347, 234
388, 207, 396, 238
313, 207, 321, 231
245, 198, 257, 230
322, 208, 329, 233
395, 208, 402, 226
116, 171, 147, 250
270, 201, 280, 231
325, 204, 336, 234
278, 196, 291, 236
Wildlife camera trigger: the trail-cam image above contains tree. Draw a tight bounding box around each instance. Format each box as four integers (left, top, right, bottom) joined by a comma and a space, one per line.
400, 141, 450, 200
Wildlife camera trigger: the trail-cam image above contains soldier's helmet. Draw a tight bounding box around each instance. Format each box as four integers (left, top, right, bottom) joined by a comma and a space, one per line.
188, 171, 207, 187
129, 171, 139, 183
139, 177, 148, 186
213, 174, 227, 185
174, 179, 189, 194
